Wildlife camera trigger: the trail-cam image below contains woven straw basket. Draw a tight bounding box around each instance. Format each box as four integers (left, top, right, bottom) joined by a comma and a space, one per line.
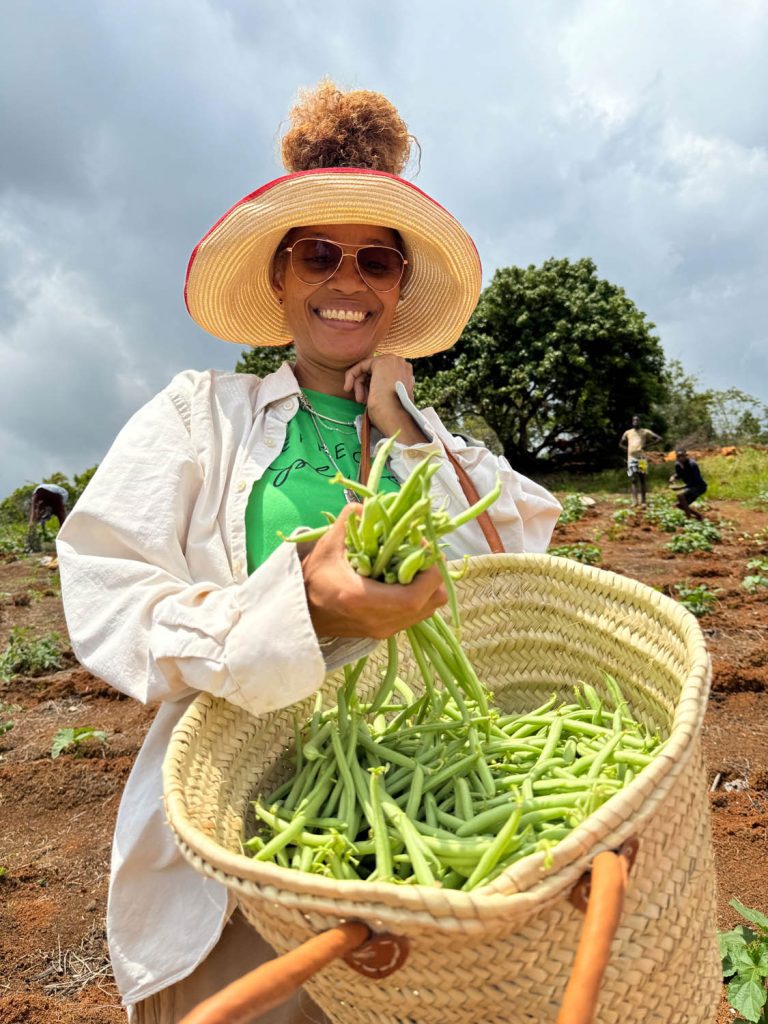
163, 554, 721, 1024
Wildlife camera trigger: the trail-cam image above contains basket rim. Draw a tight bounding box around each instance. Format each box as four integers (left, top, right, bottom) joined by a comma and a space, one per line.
162, 553, 711, 919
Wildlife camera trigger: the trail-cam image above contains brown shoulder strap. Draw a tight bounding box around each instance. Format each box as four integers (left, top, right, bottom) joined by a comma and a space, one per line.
360, 412, 504, 555
360, 410, 372, 487
443, 448, 505, 554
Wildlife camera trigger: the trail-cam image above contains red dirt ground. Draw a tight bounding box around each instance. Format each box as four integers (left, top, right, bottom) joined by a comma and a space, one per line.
0, 496, 766, 1023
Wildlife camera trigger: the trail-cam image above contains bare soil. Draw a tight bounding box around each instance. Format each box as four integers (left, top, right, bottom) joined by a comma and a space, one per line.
1, 497, 766, 1023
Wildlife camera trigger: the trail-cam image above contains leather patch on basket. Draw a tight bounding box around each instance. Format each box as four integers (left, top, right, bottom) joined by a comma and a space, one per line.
570, 837, 640, 913
343, 932, 409, 978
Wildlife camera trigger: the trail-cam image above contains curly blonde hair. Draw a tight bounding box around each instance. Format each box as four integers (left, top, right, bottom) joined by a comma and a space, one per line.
280, 79, 415, 175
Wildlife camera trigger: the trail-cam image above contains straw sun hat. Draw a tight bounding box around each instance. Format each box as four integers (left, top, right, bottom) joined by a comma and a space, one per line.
184, 166, 482, 359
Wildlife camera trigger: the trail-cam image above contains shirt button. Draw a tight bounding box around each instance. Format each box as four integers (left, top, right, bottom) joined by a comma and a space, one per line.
282, 401, 294, 411
232, 560, 242, 574
236, 480, 247, 493
265, 438, 275, 448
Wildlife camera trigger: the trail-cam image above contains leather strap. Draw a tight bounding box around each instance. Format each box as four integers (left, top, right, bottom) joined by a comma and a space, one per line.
359, 411, 504, 555
177, 922, 370, 1024
360, 410, 372, 488
555, 847, 633, 1024
443, 447, 505, 554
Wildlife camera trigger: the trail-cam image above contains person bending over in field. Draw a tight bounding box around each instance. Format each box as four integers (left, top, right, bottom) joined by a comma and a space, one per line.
669, 448, 707, 521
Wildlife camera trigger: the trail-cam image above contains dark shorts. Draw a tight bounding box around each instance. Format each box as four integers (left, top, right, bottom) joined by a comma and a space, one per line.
682, 484, 706, 504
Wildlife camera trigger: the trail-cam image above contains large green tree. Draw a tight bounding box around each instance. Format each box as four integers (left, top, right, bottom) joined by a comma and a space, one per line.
413, 257, 667, 469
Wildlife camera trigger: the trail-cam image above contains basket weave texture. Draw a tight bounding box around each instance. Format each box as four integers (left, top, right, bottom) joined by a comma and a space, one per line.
163, 554, 721, 1024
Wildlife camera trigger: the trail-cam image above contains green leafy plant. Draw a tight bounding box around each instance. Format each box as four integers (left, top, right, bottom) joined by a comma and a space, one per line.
0, 702, 18, 736
51, 726, 108, 759
557, 494, 589, 525
0, 628, 66, 681
0, 867, 7, 880
673, 582, 721, 617
0, 524, 27, 556
665, 520, 722, 554
720, 898, 768, 1023
645, 496, 688, 533
548, 543, 602, 565
610, 507, 636, 525
743, 557, 768, 593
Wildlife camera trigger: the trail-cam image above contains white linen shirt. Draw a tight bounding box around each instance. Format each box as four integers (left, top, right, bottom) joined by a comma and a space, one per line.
57, 363, 561, 1006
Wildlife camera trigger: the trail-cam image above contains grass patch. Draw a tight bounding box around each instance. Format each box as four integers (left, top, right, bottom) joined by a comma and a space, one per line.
544, 463, 671, 497
697, 447, 768, 501
541, 447, 768, 502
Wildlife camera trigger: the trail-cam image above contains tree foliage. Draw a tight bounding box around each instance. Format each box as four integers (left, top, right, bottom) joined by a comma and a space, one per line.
235, 346, 294, 377
413, 257, 667, 468
658, 360, 768, 448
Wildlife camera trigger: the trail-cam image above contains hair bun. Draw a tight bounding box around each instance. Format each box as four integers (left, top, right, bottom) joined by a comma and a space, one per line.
281, 79, 413, 176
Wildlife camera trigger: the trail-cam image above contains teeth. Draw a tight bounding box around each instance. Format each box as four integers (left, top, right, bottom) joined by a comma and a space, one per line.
317, 309, 368, 322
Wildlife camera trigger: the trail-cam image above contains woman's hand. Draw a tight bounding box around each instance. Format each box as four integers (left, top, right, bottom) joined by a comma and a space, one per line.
301, 506, 447, 639
344, 355, 427, 443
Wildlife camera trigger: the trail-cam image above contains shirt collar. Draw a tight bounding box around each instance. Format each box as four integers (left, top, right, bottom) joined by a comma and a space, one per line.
250, 360, 301, 415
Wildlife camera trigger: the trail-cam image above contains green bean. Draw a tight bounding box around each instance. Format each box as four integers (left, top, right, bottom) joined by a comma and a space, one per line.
463, 798, 523, 890
371, 497, 432, 578
397, 545, 429, 584
444, 476, 502, 532
381, 797, 439, 886
369, 769, 394, 882
405, 763, 425, 821
278, 523, 330, 544
454, 776, 474, 821
356, 726, 417, 771
329, 472, 375, 501
302, 720, 333, 761
367, 434, 399, 493
367, 637, 399, 715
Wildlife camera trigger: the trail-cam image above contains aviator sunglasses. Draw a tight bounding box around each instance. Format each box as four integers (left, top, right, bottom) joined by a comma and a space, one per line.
281, 237, 408, 292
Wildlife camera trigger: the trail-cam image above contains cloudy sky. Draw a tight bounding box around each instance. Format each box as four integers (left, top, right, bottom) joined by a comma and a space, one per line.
2, 0, 766, 498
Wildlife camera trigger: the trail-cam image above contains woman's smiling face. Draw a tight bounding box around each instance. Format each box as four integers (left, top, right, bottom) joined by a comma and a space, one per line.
272, 223, 402, 377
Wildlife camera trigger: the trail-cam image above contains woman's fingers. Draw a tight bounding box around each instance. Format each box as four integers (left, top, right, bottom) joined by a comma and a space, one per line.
301, 506, 447, 639
343, 359, 375, 403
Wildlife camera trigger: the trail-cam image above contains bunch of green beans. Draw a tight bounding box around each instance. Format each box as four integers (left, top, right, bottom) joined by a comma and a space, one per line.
246, 437, 664, 889
244, 675, 663, 890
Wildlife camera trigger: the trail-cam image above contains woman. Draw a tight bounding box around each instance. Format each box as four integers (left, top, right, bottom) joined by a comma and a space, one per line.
57, 82, 561, 1023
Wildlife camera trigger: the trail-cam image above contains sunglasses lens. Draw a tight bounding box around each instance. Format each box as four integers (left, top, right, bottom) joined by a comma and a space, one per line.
289, 239, 405, 290
358, 247, 405, 289
291, 239, 343, 282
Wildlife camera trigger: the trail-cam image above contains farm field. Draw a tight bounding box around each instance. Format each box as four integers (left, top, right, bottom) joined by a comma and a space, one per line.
0, 493, 766, 1024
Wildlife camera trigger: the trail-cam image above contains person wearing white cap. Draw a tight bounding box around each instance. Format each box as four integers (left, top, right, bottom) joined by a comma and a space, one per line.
57, 82, 561, 1023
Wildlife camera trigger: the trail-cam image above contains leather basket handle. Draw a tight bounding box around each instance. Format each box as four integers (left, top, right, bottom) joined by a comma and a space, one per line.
177, 922, 369, 1024
556, 841, 637, 1024
180, 842, 635, 1024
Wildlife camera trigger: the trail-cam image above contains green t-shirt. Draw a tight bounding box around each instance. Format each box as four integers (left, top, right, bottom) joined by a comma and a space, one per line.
245, 389, 400, 573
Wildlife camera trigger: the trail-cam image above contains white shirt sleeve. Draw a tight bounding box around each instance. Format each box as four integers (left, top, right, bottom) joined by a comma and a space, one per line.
57, 390, 325, 718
